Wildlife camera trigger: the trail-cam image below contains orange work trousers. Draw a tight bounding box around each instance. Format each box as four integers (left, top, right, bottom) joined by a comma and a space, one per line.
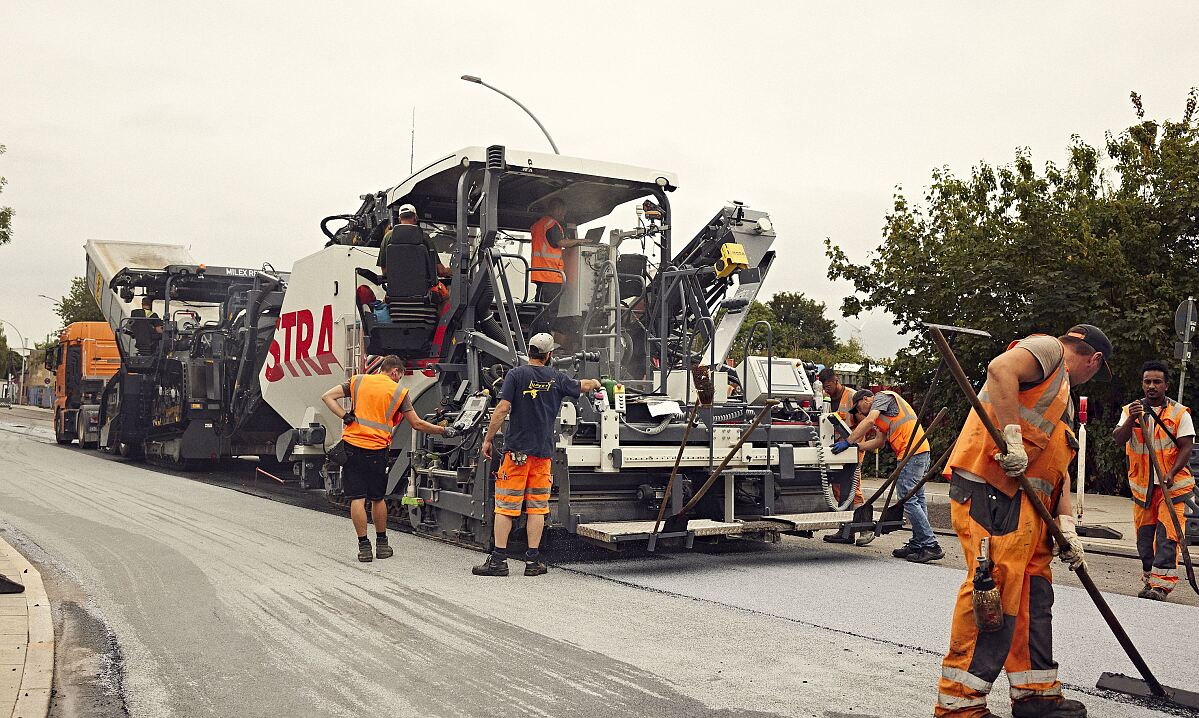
1134, 488, 1188, 593
493, 454, 552, 517
936, 479, 1061, 717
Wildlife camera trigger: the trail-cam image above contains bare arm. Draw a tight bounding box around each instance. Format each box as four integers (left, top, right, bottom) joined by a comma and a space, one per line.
858, 431, 886, 452
578, 378, 601, 393
984, 348, 1046, 430
481, 399, 513, 460
1056, 486, 1074, 518
321, 384, 349, 419
402, 408, 447, 435
845, 409, 881, 444
1112, 404, 1140, 444
436, 263, 452, 278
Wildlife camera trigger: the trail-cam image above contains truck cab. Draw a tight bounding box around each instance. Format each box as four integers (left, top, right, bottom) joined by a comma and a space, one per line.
47, 322, 120, 447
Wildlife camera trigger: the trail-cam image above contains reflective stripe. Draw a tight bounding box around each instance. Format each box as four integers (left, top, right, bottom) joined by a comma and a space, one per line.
355, 417, 391, 431
1152, 566, 1178, 577
494, 497, 523, 507
524, 489, 551, 498
525, 500, 549, 509
937, 693, 989, 710
1024, 476, 1055, 499
941, 667, 994, 693
1007, 669, 1058, 686
1148, 575, 1177, 589
495, 487, 527, 498
1010, 685, 1062, 701
1172, 475, 1195, 491
385, 386, 409, 422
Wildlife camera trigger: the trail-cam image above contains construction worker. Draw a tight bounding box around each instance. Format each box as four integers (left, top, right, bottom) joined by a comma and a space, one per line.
817, 367, 874, 546
321, 355, 459, 562
378, 203, 450, 305
529, 197, 592, 347
836, 388, 941, 561
1112, 359, 1194, 601
936, 325, 1111, 718
473, 333, 601, 577
128, 296, 163, 353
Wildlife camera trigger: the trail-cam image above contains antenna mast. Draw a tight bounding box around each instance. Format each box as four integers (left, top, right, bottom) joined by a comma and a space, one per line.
409, 107, 415, 175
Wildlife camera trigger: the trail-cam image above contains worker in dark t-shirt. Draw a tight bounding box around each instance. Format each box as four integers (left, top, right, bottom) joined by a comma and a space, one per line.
473, 333, 600, 577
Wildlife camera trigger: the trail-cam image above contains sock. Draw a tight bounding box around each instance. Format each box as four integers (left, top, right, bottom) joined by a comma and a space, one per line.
376, 532, 387, 544
525, 548, 540, 561
491, 547, 507, 561
358, 535, 370, 546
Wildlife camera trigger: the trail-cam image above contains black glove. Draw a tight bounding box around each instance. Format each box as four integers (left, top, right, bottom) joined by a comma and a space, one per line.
442, 425, 460, 439
342, 411, 357, 426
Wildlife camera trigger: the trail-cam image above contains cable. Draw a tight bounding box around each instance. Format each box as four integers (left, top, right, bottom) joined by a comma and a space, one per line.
618, 414, 674, 436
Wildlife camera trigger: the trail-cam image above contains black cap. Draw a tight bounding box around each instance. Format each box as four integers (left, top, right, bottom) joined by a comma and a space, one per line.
851, 389, 874, 408
1064, 324, 1113, 359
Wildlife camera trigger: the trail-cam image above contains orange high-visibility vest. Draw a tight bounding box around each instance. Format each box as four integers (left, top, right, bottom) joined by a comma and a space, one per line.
831, 387, 854, 422
872, 390, 930, 457
341, 374, 409, 451
530, 216, 564, 285
947, 335, 1076, 499
1125, 399, 1195, 506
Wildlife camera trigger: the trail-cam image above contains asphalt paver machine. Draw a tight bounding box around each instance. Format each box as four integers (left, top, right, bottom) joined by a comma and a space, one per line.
267, 145, 867, 551
85, 240, 291, 466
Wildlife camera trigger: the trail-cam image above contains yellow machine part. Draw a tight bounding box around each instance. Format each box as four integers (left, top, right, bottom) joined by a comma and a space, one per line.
714, 242, 749, 278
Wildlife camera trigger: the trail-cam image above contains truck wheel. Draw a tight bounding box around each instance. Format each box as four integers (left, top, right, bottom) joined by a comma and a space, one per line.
54, 410, 72, 445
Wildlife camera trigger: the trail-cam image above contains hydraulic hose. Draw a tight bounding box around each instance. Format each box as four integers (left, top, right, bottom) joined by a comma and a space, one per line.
817, 433, 859, 512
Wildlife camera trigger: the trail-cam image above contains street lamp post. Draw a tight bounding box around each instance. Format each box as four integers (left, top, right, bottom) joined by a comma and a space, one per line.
0, 319, 28, 406
460, 75, 560, 155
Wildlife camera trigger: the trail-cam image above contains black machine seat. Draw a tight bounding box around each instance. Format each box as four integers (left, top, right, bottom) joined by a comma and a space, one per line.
365, 239, 440, 358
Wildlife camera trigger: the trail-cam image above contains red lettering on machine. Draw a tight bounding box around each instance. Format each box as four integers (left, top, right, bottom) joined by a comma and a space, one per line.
264, 304, 340, 382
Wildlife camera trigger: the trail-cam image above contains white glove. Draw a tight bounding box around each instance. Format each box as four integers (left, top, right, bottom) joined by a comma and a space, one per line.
1053, 514, 1086, 571
993, 424, 1028, 477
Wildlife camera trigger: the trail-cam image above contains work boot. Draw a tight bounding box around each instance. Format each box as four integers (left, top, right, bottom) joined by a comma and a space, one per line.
524, 560, 548, 577
1137, 584, 1155, 599
855, 530, 877, 546
1012, 697, 1087, 717
906, 545, 945, 563
472, 554, 509, 577
376, 543, 394, 559
892, 544, 917, 558
1143, 587, 1168, 601
357, 541, 374, 563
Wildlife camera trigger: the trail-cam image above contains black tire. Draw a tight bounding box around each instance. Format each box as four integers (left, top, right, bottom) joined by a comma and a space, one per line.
54, 410, 72, 445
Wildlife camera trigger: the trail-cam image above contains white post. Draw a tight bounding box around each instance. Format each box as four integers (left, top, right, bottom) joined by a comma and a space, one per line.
1075, 396, 1087, 522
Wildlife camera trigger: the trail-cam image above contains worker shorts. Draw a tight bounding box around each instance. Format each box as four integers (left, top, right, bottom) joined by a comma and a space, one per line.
342, 442, 389, 502
494, 453, 553, 517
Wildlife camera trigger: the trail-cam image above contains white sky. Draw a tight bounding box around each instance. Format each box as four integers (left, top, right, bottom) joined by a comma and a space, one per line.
2, 1, 1196, 356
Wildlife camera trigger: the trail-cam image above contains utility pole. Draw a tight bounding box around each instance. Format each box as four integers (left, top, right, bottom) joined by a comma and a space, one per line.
409, 107, 416, 175
0, 319, 28, 406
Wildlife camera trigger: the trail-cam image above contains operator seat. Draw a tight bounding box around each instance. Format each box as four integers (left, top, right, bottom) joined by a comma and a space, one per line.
366, 239, 440, 358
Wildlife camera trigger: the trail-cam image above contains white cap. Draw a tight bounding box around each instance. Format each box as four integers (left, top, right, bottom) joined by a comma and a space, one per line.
397, 203, 417, 216
528, 333, 559, 355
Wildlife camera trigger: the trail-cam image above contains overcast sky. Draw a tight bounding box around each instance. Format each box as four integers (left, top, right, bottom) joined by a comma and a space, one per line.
2, 2, 1196, 357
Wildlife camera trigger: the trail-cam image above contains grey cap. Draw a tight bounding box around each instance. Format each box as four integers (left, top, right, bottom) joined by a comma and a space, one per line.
528, 333, 559, 355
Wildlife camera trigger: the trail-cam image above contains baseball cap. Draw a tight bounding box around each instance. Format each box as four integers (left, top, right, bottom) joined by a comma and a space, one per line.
1064, 324, 1113, 359
851, 389, 874, 409
528, 333, 559, 355
397, 203, 417, 216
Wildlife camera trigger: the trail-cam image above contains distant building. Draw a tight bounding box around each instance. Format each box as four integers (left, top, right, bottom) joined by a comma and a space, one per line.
832, 362, 890, 389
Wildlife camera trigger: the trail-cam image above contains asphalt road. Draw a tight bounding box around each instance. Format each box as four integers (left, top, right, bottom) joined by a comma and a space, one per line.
0, 413, 1195, 718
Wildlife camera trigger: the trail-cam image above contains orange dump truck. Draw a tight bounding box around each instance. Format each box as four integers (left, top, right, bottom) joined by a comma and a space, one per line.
47, 322, 120, 447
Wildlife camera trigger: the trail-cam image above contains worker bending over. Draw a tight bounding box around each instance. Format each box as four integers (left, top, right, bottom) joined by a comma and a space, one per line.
1112, 359, 1194, 601
474, 333, 600, 577
837, 388, 941, 561
817, 367, 873, 546
321, 355, 458, 562
936, 325, 1110, 718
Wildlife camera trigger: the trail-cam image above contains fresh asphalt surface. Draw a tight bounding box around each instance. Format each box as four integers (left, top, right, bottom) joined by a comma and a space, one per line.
0, 410, 1195, 718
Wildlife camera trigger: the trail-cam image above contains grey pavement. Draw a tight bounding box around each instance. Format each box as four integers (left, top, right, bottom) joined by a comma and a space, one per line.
0, 421, 1194, 718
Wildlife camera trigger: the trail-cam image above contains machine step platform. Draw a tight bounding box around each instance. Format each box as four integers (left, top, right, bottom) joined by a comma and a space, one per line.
574, 511, 854, 545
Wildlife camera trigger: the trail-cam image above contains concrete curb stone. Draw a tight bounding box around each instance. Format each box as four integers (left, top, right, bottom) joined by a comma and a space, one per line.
0, 537, 53, 718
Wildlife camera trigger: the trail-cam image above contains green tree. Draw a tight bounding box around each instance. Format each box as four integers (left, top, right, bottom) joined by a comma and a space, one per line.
826, 90, 1199, 491
54, 277, 104, 327
731, 291, 864, 366
0, 144, 12, 246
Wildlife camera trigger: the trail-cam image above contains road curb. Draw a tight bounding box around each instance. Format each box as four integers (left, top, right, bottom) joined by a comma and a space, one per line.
0, 538, 53, 718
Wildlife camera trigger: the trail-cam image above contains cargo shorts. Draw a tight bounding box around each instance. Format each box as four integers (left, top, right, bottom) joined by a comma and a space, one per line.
494, 453, 553, 517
